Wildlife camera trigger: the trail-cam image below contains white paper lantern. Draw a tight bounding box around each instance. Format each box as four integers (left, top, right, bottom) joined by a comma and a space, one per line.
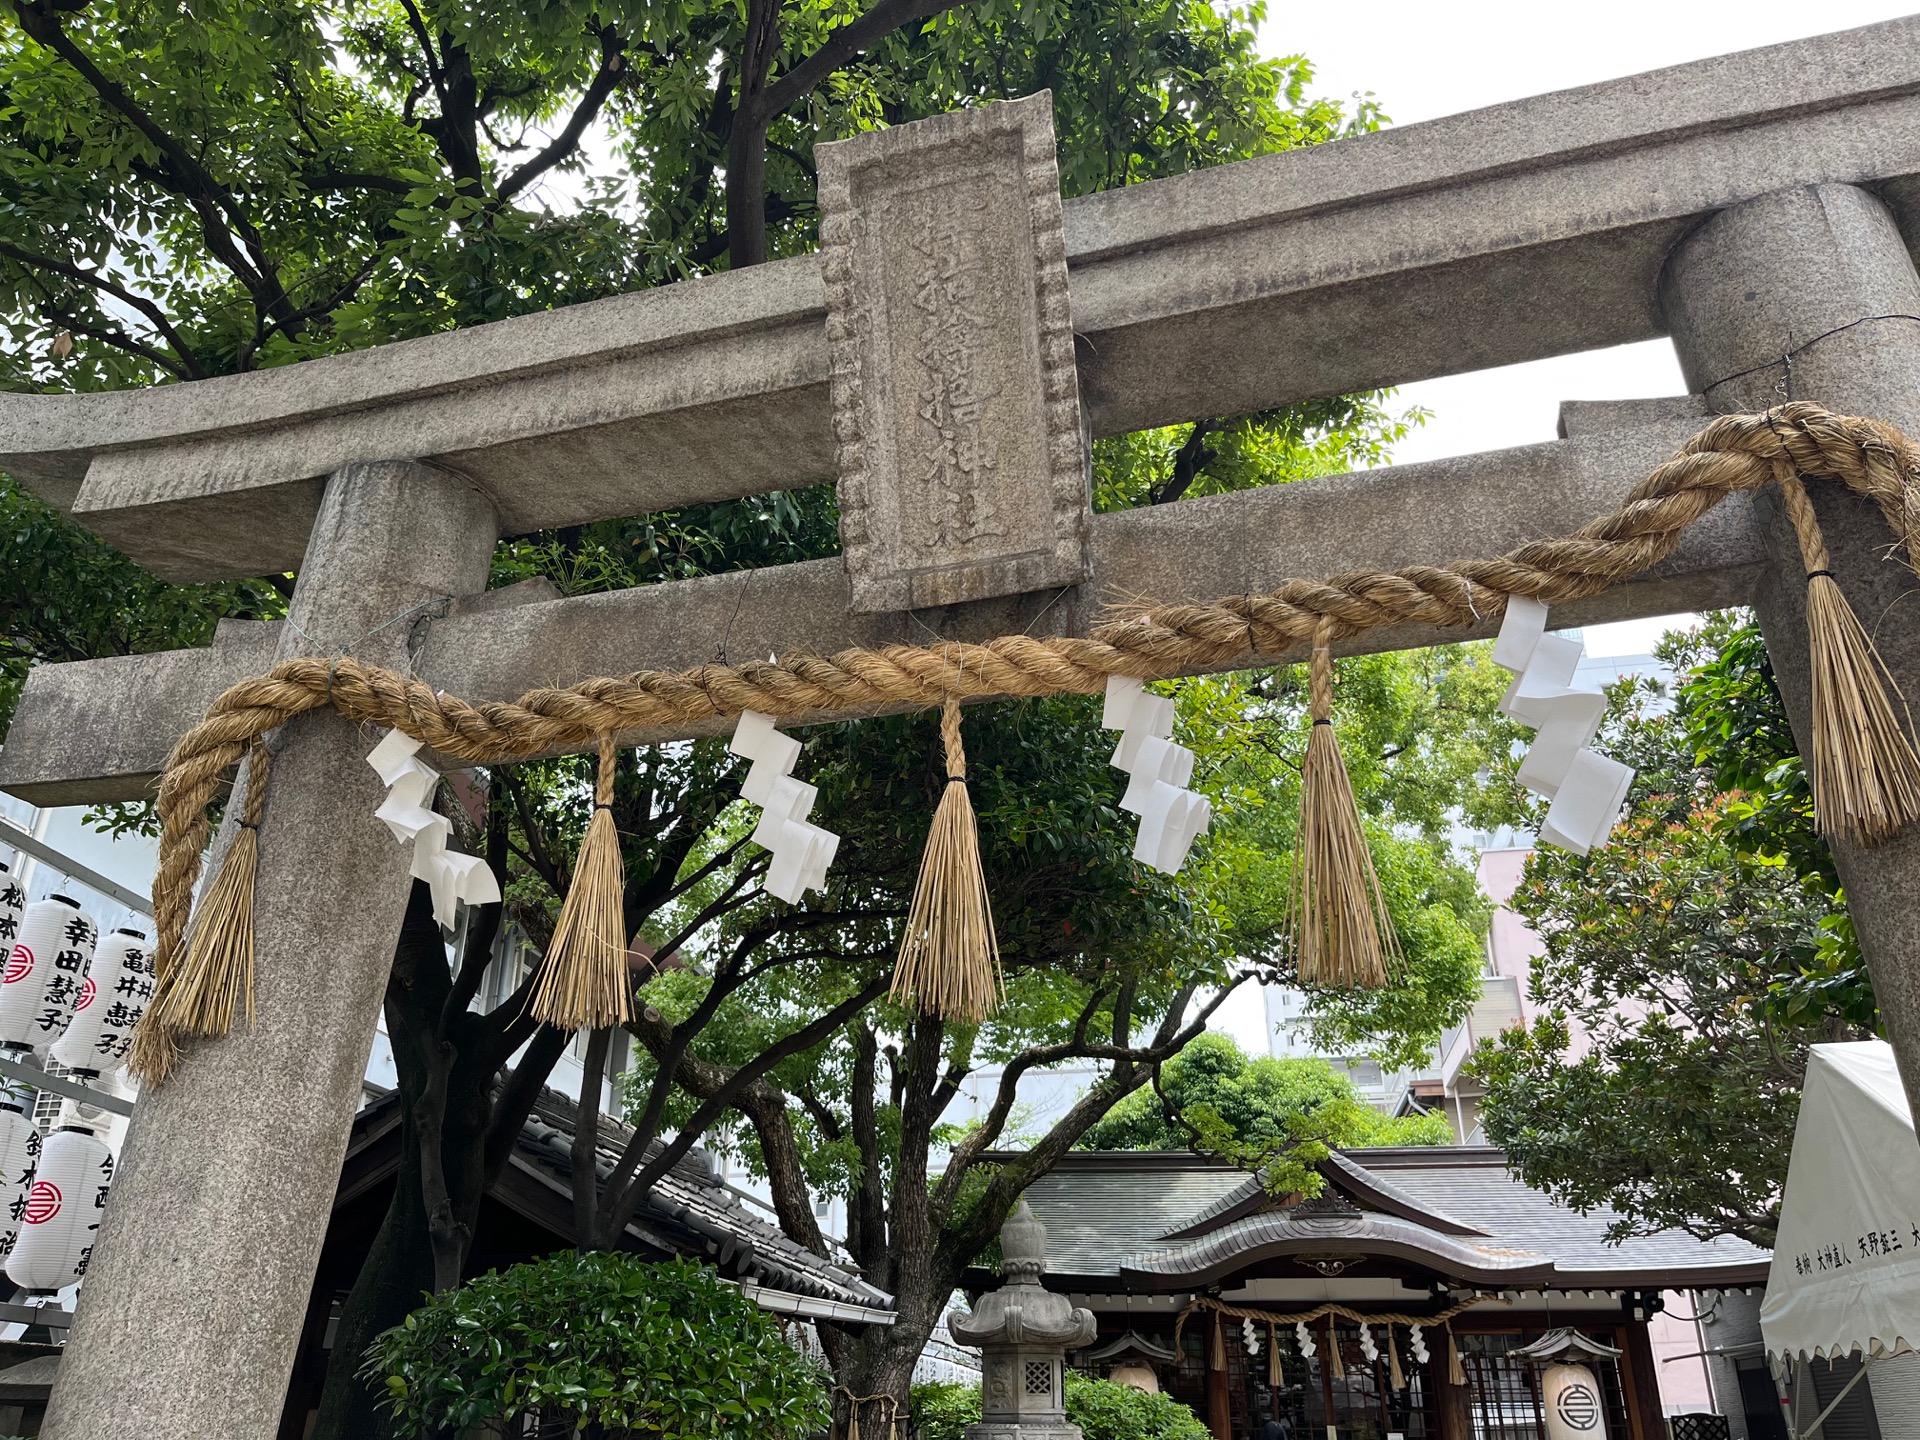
0, 1104, 41, 1265
50, 928, 153, 1077
0, 864, 25, 956
0, 897, 98, 1054
1542, 1362, 1609, 1440
5, 1125, 112, 1293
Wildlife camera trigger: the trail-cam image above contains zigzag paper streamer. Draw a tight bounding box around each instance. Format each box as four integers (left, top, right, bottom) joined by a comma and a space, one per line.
1103, 678, 1211, 874
365, 732, 501, 929
730, 712, 839, 904
1494, 597, 1635, 855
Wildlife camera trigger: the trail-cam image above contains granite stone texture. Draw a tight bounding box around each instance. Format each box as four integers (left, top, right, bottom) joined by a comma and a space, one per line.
1661, 181, 1920, 1144
4, 19, 1920, 579
0, 403, 1750, 805
817, 93, 1087, 611
38, 462, 499, 1440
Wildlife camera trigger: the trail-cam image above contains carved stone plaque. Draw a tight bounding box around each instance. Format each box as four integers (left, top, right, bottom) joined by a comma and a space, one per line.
817, 91, 1090, 613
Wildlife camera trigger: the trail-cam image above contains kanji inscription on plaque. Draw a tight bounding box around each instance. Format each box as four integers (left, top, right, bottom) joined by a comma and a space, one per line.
817, 91, 1090, 613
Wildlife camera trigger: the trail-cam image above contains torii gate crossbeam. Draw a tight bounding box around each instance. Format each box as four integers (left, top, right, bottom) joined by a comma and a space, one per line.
4, 19, 1920, 1440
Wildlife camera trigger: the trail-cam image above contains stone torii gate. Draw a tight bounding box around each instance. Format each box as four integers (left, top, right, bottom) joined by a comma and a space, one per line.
5, 17, 1920, 1438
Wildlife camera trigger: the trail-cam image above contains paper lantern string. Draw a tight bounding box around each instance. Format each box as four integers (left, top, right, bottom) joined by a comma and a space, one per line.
1102, 677, 1210, 873
365, 731, 501, 929
728, 711, 840, 903
1492, 597, 1636, 854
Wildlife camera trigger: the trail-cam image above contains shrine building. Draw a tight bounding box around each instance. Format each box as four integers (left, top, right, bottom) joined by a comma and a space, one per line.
979, 1147, 1769, 1440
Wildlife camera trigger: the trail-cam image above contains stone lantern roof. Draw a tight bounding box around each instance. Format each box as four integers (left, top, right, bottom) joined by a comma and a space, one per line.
949, 1200, 1096, 1349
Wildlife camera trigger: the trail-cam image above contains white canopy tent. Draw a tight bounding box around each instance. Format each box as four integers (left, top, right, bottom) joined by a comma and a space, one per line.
1763, 1041, 1920, 1374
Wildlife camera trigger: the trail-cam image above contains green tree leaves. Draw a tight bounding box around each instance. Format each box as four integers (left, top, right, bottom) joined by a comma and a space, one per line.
914, 1371, 1213, 1440
1078, 1030, 1449, 1193
367, 1253, 830, 1438
1472, 611, 1877, 1248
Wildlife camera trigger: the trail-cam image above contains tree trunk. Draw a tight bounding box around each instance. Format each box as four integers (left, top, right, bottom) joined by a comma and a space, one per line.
308, 1123, 437, 1438
830, 1334, 921, 1440
725, 106, 769, 269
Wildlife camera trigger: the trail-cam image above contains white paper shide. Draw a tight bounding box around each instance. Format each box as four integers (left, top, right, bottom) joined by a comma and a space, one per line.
729, 712, 840, 904
1492, 598, 1635, 855
365, 731, 501, 929
1102, 677, 1210, 874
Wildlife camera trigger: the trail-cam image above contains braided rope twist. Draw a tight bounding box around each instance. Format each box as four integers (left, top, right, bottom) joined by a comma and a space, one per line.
148, 404, 1920, 983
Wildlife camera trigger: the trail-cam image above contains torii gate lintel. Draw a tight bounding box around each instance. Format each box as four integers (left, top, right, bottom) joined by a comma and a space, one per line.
5, 26, 1920, 1437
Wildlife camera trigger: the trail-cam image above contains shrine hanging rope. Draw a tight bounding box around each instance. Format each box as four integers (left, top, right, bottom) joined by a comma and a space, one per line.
143, 402, 1920, 1046
1171, 1293, 1504, 1348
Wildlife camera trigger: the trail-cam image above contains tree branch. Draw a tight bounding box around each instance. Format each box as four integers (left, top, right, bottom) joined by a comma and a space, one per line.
0, 239, 207, 378
600, 975, 889, 1243
10, 0, 292, 328
571, 1026, 613, 1248
496, 27, 627, 204
756, 0, 980, 121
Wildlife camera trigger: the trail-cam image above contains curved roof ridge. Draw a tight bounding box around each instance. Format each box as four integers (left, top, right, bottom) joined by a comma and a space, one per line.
1326, 1150, 1491, 1236
1121, 1210, 1555, 1288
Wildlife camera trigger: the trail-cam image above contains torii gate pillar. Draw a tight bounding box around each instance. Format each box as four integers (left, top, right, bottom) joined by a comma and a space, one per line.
40, 462, 499, 1440
1663, 182, 1920, 1126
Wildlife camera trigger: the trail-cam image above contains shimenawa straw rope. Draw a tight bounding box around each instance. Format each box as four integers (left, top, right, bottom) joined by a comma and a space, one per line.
1775, 462, 1920, 843
130, 405, 1920, 1084
532, 734, 634, 1030
892, 699, 1003, 1020
1289, 622, 1401, 988
130, 739, 271, 1082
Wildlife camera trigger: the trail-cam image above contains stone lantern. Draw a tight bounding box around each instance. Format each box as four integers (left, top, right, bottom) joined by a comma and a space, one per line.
948, 1200, 1098, 1440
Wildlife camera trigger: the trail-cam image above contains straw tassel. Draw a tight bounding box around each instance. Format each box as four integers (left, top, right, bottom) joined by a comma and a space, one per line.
1389, 1322, 1406, 1391
891, 698, 1002, 1021
1289, 625, 1400, 987
130, 740, 272, 1083
1446, 1321, 1466, 1387
1268, 1322, 1282, 1387
1211, 1315, 1227, 1372
532, 735, 633, 1030
1329, 1316, 1344, 1380
1776, 464, 1920, 845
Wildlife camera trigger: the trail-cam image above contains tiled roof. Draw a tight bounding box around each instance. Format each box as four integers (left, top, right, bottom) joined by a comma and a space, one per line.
991, 1147, 1769, 1289
1008, 1152, 1258, 1279
1341, 1146, 1768, 1284
349, 1088, 892, 1314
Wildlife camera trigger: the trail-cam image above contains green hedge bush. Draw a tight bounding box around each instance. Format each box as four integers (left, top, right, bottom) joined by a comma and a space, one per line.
366, 1252, 829, 1439
913, 1371, 1211, 1440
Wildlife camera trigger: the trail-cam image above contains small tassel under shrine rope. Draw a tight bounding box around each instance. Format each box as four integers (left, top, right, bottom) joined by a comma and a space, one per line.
1446, 1321, 1466, 1387
131, 740, 272, 1084
1776, 464, 1920, 845
1211, 1314, 1227, 1372
1388, 1322, 1406, 1391
532, 734, 633, 1030
1289, 625, 1400, 988
1328, 1315, 1345, 1380
1268, 1321, 1283, 1387
891, 698, 1003, 1021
